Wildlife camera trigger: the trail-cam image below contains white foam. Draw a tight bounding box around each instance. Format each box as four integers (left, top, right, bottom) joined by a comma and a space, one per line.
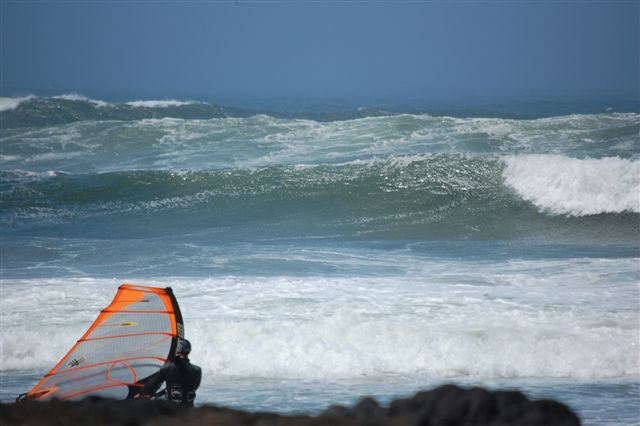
0, 96, 35, 112
125, 100, 199, 108
502, 155, 640, 216
2, 259, 638, 380
52, 93, 110, 108
0, 154, 22, 162
25, 151, 85, 162
4, 111, 637, 174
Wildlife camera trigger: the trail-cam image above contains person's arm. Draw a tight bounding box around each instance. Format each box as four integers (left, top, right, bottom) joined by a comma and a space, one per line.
141, 364, 169, 396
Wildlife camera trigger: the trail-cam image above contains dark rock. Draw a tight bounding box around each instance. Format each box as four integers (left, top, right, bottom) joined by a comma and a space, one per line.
385, 385, 581, 426
320, 405, 351, 419
352, 397, 380, 419
0, 385, 580, 426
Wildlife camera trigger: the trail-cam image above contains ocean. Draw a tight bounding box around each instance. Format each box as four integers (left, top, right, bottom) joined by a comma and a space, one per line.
1, 95, 638, 425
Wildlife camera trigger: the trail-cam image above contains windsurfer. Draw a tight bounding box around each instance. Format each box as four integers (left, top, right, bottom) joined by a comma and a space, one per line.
141, 339, 202, 406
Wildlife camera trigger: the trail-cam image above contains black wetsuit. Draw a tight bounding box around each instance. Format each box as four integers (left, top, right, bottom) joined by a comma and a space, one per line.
143, 357, 202, 406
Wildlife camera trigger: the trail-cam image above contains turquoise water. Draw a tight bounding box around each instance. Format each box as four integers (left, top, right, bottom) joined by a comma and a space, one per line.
1, 96, 639, 424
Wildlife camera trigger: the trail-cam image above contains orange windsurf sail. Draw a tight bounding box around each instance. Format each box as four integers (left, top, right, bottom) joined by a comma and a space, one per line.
22, 284, 184, 401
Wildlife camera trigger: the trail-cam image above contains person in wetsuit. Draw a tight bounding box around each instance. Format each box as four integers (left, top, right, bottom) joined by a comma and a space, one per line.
142, 339, 202, 405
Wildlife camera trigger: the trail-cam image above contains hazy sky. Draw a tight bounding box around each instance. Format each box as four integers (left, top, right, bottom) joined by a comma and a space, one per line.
2, 1, 639, 103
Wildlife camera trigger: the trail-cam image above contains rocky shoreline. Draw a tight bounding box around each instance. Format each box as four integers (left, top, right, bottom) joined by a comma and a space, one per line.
0, 384, 580, 426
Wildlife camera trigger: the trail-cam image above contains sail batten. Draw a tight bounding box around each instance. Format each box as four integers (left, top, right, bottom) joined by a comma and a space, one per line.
23, 284, 184, 401
79, 331, 174, 342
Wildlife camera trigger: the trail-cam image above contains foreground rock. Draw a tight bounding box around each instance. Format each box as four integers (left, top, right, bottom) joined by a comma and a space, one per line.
0, 384, 580, 426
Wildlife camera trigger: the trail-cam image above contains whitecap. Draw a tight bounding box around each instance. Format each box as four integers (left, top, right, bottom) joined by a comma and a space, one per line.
502, 154, 640, 216
125, 100, 200, 108
0, 96, 35, 112
52, 93, 110, 107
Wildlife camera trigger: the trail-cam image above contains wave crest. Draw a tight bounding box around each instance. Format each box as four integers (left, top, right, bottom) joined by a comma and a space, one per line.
125, 100, 200, 108
503, 155, 640, 216
0, 96, 35, 112
2, 155, 637, 242
52, 93, 110, 107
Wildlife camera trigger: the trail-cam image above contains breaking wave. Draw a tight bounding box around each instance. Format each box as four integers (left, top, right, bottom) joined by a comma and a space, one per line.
52, 93, 110, 108
2, 102, 638, 241
503, 155, 640, 216
0, 96, 35, 112
2, 155, 637, 242
2, 94, 202, 109
125, 100, 201, 108
0, 95, 242, 128
1, 111, 638, 175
